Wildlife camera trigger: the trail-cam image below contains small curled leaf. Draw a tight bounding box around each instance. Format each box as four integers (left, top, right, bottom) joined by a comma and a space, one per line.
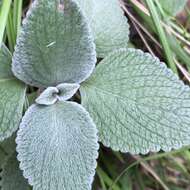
35, 87, 58, 105
57, 83, 80, 101
36, 83, 80, 105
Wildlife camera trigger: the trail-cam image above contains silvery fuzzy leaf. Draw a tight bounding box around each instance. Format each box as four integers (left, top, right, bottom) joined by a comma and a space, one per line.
16, 101, 99, 190
35, 87, 58, 105
0, 45, 26, 141
75, 0, 129, 57
12, 0, 96, 88
57, 83, 80, 101
1, 152, 30, 190
36, 83, 80, 105
80, 48, 190, 154
74, 0, 95, 22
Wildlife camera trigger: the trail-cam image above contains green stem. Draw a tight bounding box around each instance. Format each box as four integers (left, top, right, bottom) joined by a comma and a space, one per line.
0, 0, 12, 47
145, 0, 178, 73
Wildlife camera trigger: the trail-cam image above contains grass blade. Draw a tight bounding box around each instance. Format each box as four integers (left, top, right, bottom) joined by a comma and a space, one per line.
144, 0, 178, 73
6, 9, 15, 52
13, 0, 23, 35
0, 0, 12, 47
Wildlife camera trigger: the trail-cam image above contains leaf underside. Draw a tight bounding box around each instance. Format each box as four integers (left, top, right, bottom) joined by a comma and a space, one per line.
16, 101, 99, 190
1, 152, 30, 190
0, 45, 26, 141
75, 0, 129, 57
80, 48, 190, 154
12, 0, 96, 88
159, 0, 187, 16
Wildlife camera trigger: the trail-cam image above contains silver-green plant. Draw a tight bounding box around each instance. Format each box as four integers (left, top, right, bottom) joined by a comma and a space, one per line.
0, 0, 190, 189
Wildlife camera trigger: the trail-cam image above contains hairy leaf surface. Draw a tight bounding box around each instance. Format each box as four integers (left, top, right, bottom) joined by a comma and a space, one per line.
12, 0, 96, 87
35, 87, 58, 105
75, 0, 129, 57
80, 49, 190, 154
36, 83, 80, 105
0, 45, 26, 141
16, 101, 99, 190
74, 0, 95, 21
57, 83, 80, 101
2, 152, 30, 190
0, 44, 12, 78
160, 0, 187, 16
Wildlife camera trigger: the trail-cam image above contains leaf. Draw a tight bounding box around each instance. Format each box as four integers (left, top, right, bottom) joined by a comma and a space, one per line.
35, 87, 58, 105
75, 0, 129, 57
159, 0, 187, 16
1, 134, 16, 155
74, 0, 95, 21
80, 48, 190, 154
36, 83, 80, 105
16, 101, 99, 190
12, 0, 96, 88
0, 44, 12, 78
0, 45, 26, 141
56, 83, 80, 101
1, 152, 30, 190
0, 135, 16, 168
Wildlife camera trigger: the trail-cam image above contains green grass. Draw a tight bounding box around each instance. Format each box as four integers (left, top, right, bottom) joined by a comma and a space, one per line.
0, 0, 23, 51
145, 0, 178, 73
0, 0, 12, 47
